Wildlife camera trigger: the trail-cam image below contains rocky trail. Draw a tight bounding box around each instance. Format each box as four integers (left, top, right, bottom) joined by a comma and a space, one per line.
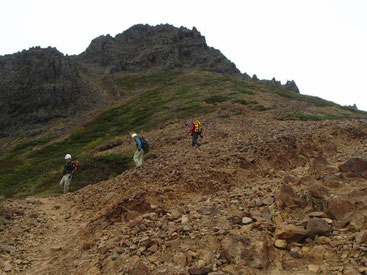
1, 106, 367, 275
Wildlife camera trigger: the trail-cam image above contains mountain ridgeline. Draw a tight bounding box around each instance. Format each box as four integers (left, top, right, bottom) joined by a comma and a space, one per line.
79, 24, 240, 74
0, 24, 299, 137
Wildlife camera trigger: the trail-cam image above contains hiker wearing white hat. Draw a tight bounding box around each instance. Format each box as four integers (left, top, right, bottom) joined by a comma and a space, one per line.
131, 133, 149, 167
131, 133, 143, 167
59, 153, 77, 193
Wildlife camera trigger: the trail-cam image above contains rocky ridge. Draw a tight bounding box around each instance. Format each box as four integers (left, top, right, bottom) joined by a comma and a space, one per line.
0, 24, 300, 137
79, 24, 240, 75
1, 103, 367, 274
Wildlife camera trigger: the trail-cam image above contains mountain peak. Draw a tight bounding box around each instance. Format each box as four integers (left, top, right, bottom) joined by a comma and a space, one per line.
80, 24, 240, 75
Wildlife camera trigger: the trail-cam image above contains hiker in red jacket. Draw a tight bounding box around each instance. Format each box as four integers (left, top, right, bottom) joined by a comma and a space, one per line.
186, 120, 202, 147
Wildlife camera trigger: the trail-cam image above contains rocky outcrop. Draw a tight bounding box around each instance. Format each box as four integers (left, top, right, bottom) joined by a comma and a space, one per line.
259, 77, 300, 93
0, 47, 105, 136
80, 24, 240, 75
284, 80, 300, 93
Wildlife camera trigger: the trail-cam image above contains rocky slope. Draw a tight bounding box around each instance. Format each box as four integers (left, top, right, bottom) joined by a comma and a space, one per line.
1, 103, 367, 274
0, 47, 106, 137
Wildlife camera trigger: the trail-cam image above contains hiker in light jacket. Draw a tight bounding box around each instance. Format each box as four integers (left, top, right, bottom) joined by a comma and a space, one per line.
132, 133, 144, 167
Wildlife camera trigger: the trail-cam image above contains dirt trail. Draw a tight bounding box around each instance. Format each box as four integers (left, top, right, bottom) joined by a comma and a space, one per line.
25, 197, 88, 274
1, 107, 367, 274
0, 196, 89, 274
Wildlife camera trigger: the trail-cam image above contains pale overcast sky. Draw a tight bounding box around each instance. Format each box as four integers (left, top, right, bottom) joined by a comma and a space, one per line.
1, 0, 366, 110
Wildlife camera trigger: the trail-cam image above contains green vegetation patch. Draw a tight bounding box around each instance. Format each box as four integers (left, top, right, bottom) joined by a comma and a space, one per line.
280, 112, 344, 121
113, 72, 181, 91
204, 95, 229, 104
235, 87, 254, 95
0, 153, 132, 198
266, 86, 338, 108
232, 98, 258, 105
11, 133, 60, 153
340, 105, 367, 115
218, 114, 230, 119
251, 104, 273, 111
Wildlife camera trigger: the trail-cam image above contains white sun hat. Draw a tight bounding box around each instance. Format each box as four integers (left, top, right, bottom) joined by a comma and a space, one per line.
64, 154, 72, 160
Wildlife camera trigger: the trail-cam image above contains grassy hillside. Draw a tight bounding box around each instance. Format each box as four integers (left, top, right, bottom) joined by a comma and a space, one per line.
0, 70, 365, 199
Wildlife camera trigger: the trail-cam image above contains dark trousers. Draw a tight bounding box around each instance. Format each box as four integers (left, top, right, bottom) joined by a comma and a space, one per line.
192, 132, 201, 147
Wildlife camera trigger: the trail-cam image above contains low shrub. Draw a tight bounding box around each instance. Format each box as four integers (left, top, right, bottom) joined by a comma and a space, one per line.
280, 112, 344, 121
204, 95, 229, 104
251, 104, 273, 111
236, 87, 254, 95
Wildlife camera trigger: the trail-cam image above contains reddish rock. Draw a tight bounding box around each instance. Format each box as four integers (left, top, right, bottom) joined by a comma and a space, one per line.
326, 198, 354, 220
320, 174, 342, 188
308, 182, 330, 200
130, 261, 151, 275
344, 171, 362, 178
221, 234, 270, 268
275, 224, 308, 243
128, 215, 143, 227
0, 208, 13, 219
339, 158, 367, 178
310, 155, 329, 173
188, 267, 213, 275
306, 218, 331, 239
274, 183, 296, 210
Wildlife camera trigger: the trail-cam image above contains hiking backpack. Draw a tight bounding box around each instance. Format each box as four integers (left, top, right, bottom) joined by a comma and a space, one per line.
193, 120, 202, 133
74, 161, 80, 172
140, 136, 150, 153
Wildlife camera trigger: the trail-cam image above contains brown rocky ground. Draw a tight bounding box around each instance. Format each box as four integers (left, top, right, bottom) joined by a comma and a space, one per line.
1, 104, 367, 275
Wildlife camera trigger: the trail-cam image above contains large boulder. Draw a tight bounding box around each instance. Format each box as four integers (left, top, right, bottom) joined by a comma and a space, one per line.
325, 198, 355, 220
306, 218, 331, 239
339, 158, 367, 178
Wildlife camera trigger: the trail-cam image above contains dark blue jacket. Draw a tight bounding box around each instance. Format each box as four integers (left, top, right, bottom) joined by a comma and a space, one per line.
135, 137, 142, 150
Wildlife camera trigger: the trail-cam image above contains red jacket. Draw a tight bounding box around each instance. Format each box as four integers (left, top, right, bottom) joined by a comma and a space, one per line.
186, 123, 194, 136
